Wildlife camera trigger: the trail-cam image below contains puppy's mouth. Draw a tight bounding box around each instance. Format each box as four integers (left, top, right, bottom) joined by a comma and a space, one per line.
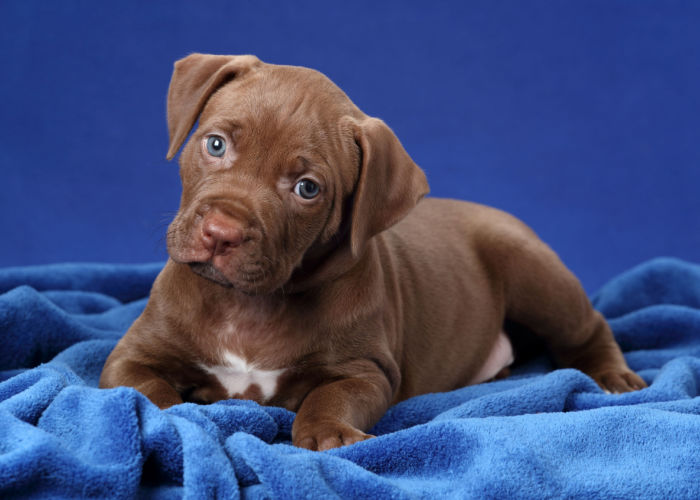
188, 262, 233, 288
187, 261, 274, 293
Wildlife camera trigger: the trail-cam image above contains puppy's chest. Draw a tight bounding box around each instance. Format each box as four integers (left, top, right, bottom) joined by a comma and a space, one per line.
191, 319, 297, 405
200, 350, 285, 402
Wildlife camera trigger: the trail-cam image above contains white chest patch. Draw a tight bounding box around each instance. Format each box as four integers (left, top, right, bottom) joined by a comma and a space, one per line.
202, 351, 285, 402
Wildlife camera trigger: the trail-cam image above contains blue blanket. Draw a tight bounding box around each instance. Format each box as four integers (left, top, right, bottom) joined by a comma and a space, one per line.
1, 258, 699, 498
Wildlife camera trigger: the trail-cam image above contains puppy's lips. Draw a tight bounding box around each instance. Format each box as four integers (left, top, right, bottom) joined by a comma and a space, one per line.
188, 262, 233, 287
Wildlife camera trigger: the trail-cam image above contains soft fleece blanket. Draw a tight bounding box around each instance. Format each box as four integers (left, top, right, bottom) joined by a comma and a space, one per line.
1, 257, 699, 498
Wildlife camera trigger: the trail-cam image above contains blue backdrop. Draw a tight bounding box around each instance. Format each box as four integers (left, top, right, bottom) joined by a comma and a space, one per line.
1, 1, 698, 293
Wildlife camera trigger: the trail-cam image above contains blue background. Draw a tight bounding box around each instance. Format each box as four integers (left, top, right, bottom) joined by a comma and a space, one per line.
1, 1, 698, 293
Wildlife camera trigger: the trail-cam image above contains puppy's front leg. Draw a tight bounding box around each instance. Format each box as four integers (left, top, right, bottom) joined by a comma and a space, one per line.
99, 356, 183, 409
292, 362, 393, 451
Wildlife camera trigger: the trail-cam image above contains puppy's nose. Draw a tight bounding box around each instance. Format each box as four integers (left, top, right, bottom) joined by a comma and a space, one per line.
200, 213, 245, 255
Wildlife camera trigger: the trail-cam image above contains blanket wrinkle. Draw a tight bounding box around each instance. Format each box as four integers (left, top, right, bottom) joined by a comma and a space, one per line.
1, 257, 700, 498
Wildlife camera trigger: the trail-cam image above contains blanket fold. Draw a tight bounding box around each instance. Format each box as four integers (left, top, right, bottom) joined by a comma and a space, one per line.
1, 257, 699, 498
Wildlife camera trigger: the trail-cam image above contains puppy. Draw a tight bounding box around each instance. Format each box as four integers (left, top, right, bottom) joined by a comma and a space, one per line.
100, 54, 646, 451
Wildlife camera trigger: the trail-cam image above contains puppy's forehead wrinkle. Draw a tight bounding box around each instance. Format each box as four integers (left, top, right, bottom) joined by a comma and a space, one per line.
263, 65, 355, 111
206, 66, 358, 142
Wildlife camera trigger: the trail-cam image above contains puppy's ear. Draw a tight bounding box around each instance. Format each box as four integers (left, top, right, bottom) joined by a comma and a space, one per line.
166, 53, 262, 160
347, 117, 429, 257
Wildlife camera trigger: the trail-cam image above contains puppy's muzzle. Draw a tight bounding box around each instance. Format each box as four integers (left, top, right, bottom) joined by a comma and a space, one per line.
185, 209, 252, 287
200, 212, 246, 258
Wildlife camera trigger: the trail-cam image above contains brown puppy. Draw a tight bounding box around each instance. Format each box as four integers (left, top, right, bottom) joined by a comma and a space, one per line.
100, 54, 646, 451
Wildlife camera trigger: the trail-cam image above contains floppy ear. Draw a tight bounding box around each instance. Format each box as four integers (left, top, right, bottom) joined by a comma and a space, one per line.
348, 117, 429, 257
166, 53, 262, 160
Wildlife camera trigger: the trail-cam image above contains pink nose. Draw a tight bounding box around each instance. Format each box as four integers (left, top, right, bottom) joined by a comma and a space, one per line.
200, 213, 245, 256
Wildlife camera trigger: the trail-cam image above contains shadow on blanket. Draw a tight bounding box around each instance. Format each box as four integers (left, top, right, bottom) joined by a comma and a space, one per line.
1, 258, 699, 498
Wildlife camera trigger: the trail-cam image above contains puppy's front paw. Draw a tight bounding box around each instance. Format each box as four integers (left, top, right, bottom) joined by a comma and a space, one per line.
293, 420, 375, 451
591, 369, 647, 394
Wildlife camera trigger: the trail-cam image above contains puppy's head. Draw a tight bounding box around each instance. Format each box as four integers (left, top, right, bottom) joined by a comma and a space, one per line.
165, 53, 428, 294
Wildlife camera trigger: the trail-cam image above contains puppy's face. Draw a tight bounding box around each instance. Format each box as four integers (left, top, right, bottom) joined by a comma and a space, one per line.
167, 68, 351, 293
164, 55, 428, 294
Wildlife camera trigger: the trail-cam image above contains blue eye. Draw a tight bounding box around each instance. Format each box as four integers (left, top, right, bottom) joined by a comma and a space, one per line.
206, 135, 226, 157
294, 179, 320, 199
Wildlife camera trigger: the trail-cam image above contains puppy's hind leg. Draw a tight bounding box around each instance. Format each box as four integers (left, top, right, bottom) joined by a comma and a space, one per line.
485, 225, 646, 393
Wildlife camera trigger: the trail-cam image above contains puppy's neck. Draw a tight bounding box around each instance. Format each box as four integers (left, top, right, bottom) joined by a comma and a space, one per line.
286, 237, 374, 293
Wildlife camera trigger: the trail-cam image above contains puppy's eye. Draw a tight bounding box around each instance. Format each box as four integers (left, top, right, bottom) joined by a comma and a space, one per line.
206, 135, 226, 157
294, 179, 320, 200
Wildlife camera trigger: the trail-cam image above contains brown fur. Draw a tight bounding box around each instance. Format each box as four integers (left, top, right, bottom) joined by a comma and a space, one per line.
100, 54, 646, 451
